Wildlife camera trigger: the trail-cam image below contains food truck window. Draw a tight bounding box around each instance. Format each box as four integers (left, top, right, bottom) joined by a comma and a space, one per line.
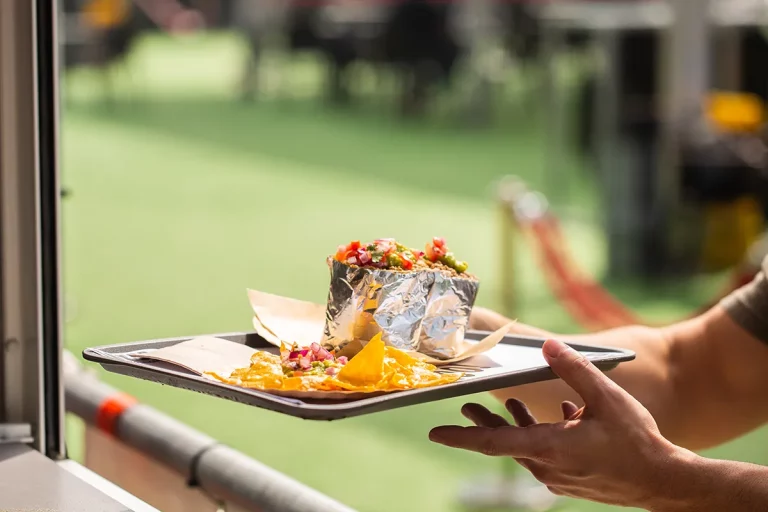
1, 0, 64, 458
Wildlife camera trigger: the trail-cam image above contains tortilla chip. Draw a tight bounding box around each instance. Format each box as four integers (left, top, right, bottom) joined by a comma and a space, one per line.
211, 331, 463, 397
336, 333, 385, 386
384, 346, 420, 367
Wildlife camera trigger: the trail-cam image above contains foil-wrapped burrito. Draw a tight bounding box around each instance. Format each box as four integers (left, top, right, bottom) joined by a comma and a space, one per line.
322, 238, 479, 360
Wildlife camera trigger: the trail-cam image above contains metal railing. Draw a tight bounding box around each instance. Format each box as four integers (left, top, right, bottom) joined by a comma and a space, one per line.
63, 351, 356, 512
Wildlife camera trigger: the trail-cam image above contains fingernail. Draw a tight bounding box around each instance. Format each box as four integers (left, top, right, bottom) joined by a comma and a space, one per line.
543, 339, 568, 359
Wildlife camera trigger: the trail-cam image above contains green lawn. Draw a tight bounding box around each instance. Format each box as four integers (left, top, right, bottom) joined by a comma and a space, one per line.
62, 33, 768, 512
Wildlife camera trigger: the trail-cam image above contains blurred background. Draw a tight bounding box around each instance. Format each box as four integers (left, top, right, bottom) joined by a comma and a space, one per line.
59, 0, 768, 510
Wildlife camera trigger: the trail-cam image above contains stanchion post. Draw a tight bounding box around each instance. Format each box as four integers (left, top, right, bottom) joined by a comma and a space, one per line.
497, 176, 526, 318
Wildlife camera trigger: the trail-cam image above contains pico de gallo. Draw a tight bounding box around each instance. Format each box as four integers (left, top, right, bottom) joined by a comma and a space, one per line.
280, 342, 348, 377
334, 238, 423, 270
333, 237, 469, 275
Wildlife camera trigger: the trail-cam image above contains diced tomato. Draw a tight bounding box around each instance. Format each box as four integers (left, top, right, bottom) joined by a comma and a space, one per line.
349, 240, 361, 251
426, 243, 444, 261
425, 240, 447, 262
425, 244, 437, 261
401, 257, 413, 270
343, 249, 359, 264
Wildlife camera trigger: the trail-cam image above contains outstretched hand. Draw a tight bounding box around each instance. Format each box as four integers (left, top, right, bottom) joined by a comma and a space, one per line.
429, 339, 687, 509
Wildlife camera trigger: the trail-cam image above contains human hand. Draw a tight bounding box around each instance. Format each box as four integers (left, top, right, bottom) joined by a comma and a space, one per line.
429, 339, 687, 509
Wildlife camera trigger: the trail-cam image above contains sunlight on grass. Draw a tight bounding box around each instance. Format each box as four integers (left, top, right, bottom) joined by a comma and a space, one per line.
62, 32, 768, 512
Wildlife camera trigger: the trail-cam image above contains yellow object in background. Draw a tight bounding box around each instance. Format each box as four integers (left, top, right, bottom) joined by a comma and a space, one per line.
706, 92, 765, 133
701, 197, 764, 272
82, 0, 130, 29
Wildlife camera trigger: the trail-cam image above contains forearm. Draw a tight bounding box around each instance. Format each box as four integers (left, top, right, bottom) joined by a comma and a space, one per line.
473, 306, 768, 450
650, 450, 768, 512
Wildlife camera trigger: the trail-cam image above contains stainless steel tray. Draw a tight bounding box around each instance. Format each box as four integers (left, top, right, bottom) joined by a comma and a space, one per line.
83, 331, 635, 421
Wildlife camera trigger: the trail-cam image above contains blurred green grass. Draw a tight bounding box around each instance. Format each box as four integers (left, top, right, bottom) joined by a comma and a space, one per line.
62, 33, 768, 512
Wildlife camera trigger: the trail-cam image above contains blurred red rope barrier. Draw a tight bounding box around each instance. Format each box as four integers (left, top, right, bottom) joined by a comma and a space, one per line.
502, 181, 761, 331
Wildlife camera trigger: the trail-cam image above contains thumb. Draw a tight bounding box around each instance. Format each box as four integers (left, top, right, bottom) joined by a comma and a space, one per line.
543, 339, 618, 408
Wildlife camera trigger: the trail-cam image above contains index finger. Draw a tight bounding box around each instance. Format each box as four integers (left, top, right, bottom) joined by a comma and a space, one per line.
428, 425, 549, 460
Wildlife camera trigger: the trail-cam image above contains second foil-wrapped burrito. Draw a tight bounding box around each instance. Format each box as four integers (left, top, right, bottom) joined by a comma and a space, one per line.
322, 237, 479, 360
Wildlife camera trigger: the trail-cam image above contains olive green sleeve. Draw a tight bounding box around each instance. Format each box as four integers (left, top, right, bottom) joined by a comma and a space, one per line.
721, 257, 768, 344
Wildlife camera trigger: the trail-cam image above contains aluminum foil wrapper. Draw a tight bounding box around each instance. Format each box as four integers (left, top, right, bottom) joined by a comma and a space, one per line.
322, 259, 479, 360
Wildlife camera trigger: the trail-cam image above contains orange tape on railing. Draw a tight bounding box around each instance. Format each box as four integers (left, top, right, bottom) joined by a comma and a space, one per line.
96, 392, 138, 436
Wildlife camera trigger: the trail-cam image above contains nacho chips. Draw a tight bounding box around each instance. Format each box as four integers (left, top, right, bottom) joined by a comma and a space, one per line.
207, 333, 462, 395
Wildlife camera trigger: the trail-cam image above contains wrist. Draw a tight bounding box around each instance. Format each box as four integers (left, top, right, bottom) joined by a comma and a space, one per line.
644, 444, 710, 512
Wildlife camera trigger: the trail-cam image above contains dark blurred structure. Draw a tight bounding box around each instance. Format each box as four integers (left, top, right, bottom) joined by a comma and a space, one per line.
229, 0, 537, 116
60, 0, 148, 73
60, 0, 206, 102
575, 27, 768, 275
59, 0, 529, 117
231, 0, 463, 115
531, 0, 768, 279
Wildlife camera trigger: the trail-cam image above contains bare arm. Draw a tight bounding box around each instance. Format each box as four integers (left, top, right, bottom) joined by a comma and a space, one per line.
470, 305, 768, 451
657, 452, 768, 512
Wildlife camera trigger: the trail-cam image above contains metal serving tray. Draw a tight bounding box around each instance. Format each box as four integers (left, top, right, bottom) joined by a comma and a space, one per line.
83, 331, 635, 421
